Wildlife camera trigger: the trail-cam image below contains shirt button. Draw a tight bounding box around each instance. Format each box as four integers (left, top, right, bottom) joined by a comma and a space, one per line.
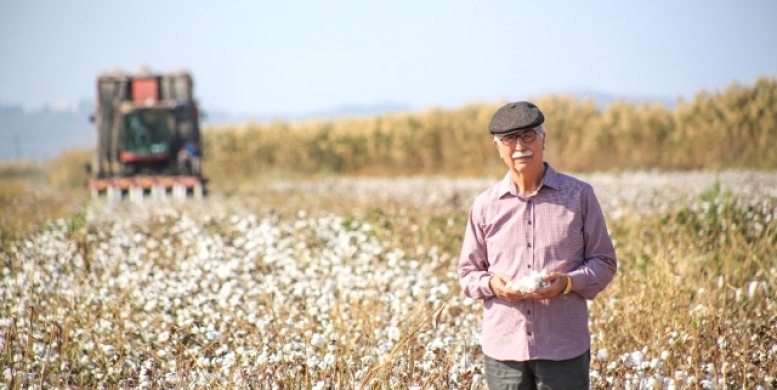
527, 310, 532, 315
527, 332, 532, 336
527, 243, 531, 247
527, 265, 532, 268
528, 220, 532, 225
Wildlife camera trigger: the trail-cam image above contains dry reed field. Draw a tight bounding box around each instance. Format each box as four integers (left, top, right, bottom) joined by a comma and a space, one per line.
2, 170, 776, 389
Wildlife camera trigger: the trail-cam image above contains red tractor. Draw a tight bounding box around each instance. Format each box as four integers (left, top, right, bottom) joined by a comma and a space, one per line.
88, 68, 205, 199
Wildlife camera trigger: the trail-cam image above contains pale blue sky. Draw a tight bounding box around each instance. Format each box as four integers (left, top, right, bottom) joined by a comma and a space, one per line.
1, 0, 776, 117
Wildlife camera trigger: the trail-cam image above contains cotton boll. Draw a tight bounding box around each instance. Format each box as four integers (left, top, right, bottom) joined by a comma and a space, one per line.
323, 353, 336, 368
310, 333, 326, 347
637, 377, 658, 390
100, 344, 116, 356
596, 348, 609, 362
361, 355, 376, 366
748, 280, 759, 298
626, 350, 644, 368
507, 270, 548, 293
387, 326, 402, 341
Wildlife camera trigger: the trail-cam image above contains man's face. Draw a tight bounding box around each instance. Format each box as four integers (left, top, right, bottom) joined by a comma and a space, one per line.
493, 128, 545, 174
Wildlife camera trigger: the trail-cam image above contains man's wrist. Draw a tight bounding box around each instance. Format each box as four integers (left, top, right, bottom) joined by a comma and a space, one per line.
563, 275, 573, 294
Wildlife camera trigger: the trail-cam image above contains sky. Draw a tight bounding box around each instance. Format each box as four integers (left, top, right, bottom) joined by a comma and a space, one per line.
1, 0, 776, 119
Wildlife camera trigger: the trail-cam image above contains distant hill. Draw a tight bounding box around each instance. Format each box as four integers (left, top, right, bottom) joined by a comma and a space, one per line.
565, 90, 677, 109
202, 102, 413, 125
0, 101, 95, 163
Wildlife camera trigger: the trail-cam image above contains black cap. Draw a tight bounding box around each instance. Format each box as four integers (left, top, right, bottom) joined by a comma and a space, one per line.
488, 101, 545, 135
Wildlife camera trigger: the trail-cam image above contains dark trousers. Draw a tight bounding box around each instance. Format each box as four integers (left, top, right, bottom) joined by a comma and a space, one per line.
484, 351, 590, 390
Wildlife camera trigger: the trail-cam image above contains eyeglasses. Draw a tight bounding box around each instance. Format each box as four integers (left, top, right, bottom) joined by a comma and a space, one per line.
497, 130, 540, 146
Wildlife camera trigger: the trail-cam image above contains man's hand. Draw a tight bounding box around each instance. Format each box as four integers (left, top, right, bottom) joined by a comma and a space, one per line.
523, 272, 569, 300
489, 273, 527, 302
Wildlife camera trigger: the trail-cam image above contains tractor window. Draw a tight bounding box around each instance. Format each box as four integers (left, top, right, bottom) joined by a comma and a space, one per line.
123, 111, 173, 155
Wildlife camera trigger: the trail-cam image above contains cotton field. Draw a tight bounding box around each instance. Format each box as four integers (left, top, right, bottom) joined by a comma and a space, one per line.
2, 170, 776, 389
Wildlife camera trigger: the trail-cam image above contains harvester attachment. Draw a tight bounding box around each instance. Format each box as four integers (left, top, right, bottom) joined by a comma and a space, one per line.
89, 176, 204, 201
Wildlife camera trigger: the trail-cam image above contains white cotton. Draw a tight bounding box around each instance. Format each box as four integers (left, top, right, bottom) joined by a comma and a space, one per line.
596, 348, 609, 362
310, 333, 326, 347
748, 280, 759, 298
506, 270, 548, 293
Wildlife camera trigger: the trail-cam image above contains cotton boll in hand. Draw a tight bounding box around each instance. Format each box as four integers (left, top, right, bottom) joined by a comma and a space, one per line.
505, 270, 548, 293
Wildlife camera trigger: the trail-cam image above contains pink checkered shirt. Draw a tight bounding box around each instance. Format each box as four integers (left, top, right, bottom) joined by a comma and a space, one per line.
458, 164, 617, 362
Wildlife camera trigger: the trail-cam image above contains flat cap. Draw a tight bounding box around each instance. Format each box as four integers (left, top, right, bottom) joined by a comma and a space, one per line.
488, 101, 545, 135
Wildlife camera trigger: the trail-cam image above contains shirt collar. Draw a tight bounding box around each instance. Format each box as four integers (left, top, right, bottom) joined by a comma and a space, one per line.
498, 163, 561, 198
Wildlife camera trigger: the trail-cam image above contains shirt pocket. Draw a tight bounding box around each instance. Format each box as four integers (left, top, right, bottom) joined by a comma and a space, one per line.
539, 216, 586, 267
481, 221, 522, 271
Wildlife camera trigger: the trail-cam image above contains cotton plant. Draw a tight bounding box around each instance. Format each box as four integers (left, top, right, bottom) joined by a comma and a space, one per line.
3, 172, 777, 389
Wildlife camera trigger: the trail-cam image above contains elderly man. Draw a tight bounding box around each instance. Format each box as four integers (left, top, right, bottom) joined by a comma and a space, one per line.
458, 101, 617, 389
